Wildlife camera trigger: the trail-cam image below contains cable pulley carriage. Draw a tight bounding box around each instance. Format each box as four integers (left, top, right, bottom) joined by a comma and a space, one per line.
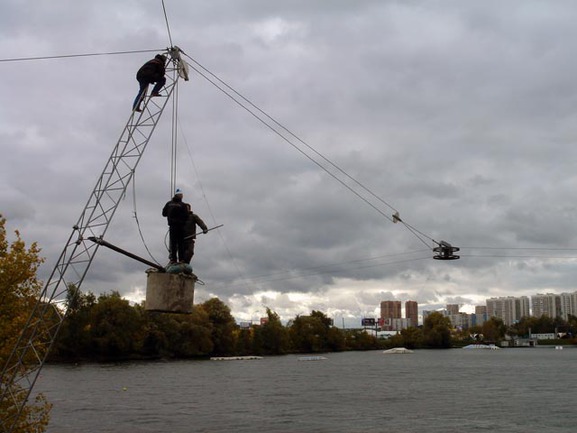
393, 212, 460, 261
433, 241, 460, 260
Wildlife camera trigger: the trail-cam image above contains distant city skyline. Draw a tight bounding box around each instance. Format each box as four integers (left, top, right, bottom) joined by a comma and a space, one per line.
376, 290, 577, 329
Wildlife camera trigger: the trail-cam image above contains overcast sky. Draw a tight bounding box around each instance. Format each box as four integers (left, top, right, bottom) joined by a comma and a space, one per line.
3, 0, 577, 326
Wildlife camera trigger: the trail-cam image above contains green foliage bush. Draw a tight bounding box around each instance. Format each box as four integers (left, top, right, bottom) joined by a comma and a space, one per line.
50, 292, 395, 360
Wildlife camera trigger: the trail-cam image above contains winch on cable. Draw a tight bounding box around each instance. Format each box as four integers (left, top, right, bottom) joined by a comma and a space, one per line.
433, 240, 460, 260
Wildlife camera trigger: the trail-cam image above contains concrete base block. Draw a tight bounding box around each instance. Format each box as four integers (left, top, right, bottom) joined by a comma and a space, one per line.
146, 271, 196, 314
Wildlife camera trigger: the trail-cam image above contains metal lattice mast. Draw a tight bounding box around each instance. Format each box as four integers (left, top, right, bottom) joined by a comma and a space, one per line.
0, 48, 189, 433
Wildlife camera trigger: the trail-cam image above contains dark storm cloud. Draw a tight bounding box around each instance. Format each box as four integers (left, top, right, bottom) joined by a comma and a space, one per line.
3, 1, 577, 321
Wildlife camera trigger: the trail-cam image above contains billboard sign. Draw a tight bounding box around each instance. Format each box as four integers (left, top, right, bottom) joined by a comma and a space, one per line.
361, 318, 376, 327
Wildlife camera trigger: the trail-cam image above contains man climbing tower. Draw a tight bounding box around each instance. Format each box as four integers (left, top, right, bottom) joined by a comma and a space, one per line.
133, 54, 167, 112
183, 204, 208, 264
162, 188, 189, 264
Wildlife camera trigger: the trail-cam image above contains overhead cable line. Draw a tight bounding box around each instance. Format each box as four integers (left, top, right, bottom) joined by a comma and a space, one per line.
461, 254, 577, 259
234, 248, 431, 282
131, 171, 163, 266
170, 79, 179, 195
1, 43, 442, 252
462, 246, 577, 251
176, 115, 253, 291
162, 0, 174, 48
0, 49, 163, 63
208, 254, 432, 292
458, 246, 577, 260
181, 52, 438, 249
176, 114, 431, 291
186, 56, 400, 215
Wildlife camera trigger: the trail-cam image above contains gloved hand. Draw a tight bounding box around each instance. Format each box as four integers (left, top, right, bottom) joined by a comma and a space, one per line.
203, 229, 208, 234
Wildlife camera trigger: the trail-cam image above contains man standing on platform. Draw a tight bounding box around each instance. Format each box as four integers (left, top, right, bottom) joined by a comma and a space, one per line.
183, 203, 208, 264
162, 188, 189, 264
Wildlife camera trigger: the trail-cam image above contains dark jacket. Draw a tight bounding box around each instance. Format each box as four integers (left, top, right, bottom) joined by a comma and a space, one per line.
137, 58, 165, 82
184, 211, 208, 240
162, 196, 188, 227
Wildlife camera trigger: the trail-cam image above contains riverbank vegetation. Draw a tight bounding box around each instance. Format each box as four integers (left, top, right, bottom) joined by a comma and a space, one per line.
48, 290, 367, 361
46, 289, 473, 361
35, 287, 577, 362
0, 216, 52, 433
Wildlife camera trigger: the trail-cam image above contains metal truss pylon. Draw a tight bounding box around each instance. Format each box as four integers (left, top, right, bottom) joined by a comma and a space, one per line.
0, 55, 184, 433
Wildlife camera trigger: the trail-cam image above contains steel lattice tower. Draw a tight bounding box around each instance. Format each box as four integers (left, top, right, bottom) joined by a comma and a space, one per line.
0, 47, 189, 433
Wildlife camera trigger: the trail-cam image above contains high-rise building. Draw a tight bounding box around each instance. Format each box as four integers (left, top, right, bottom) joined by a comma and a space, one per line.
474, 305, 488, 327
559, 291, 577, 321
531, 293, 561, 319
447, 313, 472, 330
405, 301, 419, 328
390, 318, 411, 331
513, 296, 531, 321
446, 304, 460, 315
486, 296, 530, 326
380, 301, 401, 330
475, 306, 487, 315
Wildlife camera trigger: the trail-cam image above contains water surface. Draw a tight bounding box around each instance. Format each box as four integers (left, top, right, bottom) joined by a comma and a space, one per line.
35, 348, 576, 432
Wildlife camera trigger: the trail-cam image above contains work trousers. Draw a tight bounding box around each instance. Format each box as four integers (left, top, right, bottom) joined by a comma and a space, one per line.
168, 224, 186, 263
183, 239, 196, 264
132, 76, 167, 109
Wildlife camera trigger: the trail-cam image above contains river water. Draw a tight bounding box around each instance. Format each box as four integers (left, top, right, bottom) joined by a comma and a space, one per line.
35, 348, 575, 433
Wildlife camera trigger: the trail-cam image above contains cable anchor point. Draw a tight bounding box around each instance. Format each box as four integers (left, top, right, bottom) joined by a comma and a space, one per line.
167, 46, 189, 81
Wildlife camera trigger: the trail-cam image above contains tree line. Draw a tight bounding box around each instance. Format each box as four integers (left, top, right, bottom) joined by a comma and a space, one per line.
389, 314, 577, 349
43, 287, 577, 363
46, 287, 473, 361
49, 288, 381, 361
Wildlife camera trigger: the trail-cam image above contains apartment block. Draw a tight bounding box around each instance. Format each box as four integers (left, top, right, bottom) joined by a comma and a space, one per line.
405, 300, 419, 328
380, 301, 402, 331
390, 318, 411, 331
446, 304, 460, 315
486, 296, 530, 326
559, 291, 577, 320
531, 293, 561, 319
474, 305, 488, 327
447, 313, 472, 330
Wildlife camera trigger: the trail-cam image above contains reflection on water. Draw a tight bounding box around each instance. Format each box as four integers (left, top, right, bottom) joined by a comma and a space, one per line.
35, 348, 576, 433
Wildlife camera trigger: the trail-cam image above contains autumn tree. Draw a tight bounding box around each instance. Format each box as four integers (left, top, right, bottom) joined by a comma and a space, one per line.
397, 326, 424, 349
288, 310, 342, 353
481, 317, 506, 342
567, 314, 577, 339
234, 327, 254, 356
0, 215, 52, 432
253, 308, 290, 355
87, 291, 146, 359
289, 315, 322, 353
199, 298, 237, 356
422, 312, 452, 348
343, 329, 379, 351
50, 285, 96, 360
154, 307, 213, 358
